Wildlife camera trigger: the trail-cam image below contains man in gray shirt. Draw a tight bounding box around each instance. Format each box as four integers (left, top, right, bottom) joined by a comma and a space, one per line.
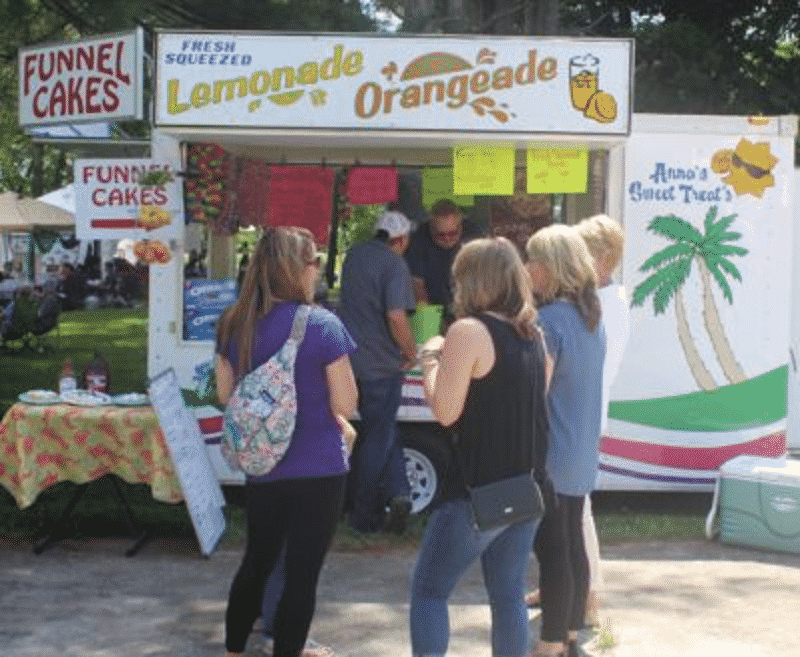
340, 210, 417, 534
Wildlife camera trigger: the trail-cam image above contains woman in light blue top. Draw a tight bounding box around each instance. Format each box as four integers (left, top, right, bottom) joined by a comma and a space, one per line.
526, 224, 606, 657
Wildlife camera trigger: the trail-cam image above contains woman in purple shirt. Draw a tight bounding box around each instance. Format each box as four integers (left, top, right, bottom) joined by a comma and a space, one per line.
215, 227, 358, 657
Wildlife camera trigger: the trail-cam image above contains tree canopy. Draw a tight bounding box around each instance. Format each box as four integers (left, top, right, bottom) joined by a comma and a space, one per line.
0, 0, 797, 196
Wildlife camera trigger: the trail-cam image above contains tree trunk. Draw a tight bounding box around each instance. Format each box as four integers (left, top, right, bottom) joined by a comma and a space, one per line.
404, 0, 438, 30
675, 286, 717, 391
524, 0, 559, 35
699, 259, 747, 384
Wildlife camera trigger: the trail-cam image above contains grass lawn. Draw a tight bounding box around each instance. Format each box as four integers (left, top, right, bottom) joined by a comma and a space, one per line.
0, 307, 149, 416
0, 307, 713, 551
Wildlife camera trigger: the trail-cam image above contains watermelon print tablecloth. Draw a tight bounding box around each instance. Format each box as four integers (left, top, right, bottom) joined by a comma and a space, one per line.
0, 402, 183, 509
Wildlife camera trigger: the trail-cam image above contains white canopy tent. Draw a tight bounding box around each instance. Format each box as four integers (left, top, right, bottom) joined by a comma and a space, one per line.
0, 191, 74, 230
0, 191, 75, 284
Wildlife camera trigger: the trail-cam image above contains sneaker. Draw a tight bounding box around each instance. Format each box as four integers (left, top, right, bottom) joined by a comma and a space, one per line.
383, 495, 412, 535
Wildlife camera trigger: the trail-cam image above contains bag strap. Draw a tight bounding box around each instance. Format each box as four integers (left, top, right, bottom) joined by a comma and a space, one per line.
288, 304, 311, 344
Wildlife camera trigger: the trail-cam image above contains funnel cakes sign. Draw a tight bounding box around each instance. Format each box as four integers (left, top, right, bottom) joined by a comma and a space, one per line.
155, 33, 632, 134
19, 28, 144, 127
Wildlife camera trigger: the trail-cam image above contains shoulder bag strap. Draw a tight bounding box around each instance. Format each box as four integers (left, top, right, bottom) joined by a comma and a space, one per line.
288, 304, 311, 344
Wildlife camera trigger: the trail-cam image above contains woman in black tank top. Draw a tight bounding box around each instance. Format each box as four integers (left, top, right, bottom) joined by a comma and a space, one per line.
410, 237, 551, 657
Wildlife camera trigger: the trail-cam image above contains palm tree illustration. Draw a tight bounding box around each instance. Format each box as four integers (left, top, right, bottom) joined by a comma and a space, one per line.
631, 206, 748, 391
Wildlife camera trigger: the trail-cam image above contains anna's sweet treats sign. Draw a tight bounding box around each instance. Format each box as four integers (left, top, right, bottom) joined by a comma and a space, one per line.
155, 33, 632, 135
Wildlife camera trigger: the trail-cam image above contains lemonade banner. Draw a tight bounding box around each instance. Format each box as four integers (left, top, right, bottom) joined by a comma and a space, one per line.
154, 33, 632, 134
526, 148, 588, 193
421, 167, 474, 208
73, 158, 184, 240
453, 144, 516, 195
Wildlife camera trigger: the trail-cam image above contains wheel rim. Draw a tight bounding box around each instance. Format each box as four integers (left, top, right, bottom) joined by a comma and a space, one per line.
403, 447, 438, 514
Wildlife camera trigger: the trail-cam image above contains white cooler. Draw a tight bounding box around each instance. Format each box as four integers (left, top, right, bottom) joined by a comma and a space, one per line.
707, 455, 800, 555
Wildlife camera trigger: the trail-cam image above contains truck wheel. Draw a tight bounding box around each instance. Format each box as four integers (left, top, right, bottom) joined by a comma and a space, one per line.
401, 424, 451, 514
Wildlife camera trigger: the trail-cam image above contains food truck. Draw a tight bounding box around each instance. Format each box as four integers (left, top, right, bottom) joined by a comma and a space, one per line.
55, 30, 799, 511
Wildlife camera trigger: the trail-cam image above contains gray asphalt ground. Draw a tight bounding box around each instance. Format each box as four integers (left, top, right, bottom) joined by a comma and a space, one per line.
1, 536, 800, 656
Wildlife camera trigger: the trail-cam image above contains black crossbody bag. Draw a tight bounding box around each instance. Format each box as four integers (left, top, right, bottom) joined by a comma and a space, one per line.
452, 436, 545, 532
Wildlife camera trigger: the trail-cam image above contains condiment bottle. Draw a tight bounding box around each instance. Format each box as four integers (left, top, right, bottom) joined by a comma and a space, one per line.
59, 358, 77, 396
83, 351, 110, 394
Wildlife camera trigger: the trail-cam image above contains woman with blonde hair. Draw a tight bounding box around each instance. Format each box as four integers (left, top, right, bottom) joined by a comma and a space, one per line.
526, 225, 606, 657
216, 226, 358, 657
526, 216, 628, 625
411, 237, 551, 657
575, 214, 629, 625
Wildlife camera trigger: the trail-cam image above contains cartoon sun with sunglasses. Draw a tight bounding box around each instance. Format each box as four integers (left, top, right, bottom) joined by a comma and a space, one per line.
710, 138, 778, 197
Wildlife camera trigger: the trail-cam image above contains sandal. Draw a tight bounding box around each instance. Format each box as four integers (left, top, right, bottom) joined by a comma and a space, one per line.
260, 637, 336, 657
525, 589, 542, 608
301, 638, 336, 657
530, 641, 567, 657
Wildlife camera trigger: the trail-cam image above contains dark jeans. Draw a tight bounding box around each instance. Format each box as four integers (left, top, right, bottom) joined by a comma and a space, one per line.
349, 372, 410, 532
534, 493, 589, 643
225, 474, 346, 656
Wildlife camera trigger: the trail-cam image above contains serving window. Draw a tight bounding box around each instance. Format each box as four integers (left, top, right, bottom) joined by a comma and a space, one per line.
178, 141, 609, 342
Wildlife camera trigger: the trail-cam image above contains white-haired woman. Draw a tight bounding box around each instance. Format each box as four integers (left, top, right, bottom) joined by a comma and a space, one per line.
526, 225, 606, 657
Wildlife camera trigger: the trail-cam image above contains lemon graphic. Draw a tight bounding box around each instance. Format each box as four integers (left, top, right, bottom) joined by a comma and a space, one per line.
584, 91, 617, 123
267, 91, 305, 106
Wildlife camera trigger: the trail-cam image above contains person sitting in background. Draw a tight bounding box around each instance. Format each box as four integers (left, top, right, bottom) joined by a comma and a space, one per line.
57, 263, 87, 311
0, 270, 18, 305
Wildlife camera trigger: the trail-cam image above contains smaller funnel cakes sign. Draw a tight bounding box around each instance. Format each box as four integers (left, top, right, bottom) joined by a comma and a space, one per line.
73, 158, 183, 241
155, 33, 632, 134
19, 28, 144, 127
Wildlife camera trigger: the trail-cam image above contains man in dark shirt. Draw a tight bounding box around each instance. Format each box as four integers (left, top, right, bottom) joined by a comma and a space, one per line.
339, 210, 417, 534
404, 199, 482, 311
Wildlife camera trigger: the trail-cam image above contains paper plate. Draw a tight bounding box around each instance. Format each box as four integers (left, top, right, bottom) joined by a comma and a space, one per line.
18, 390, 61, 405
60, 390, 112, 407
111, 393, 150, 407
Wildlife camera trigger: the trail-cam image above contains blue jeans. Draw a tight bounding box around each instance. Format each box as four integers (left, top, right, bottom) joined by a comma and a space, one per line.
349, 372, 410, 532
410, 497, 537, 657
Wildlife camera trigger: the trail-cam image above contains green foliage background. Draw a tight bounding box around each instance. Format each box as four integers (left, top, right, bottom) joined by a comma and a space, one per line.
0, 0, 798, 200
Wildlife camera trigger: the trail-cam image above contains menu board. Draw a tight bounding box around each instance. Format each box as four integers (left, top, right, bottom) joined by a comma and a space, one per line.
148, 367, 226, 556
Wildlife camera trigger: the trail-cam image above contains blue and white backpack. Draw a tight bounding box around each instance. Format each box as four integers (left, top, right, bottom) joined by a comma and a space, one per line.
222, 305, 311, 476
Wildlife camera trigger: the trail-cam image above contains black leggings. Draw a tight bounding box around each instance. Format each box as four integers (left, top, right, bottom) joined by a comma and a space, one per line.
534, 493, 589, 643
225, 474, 346, 656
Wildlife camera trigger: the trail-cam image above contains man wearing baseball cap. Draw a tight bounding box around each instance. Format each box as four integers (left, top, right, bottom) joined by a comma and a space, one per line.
339, 209, 417, 534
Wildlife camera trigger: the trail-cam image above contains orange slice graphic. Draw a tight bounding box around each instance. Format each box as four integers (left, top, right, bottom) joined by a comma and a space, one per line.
400, 52, 473, 81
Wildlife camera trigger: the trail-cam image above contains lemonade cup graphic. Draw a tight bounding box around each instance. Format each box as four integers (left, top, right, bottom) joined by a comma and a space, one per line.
569, 54, 600, 111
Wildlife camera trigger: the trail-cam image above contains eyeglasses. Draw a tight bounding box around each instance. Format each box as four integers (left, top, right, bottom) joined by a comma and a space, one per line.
731, 152, 770, 179
433, 229, 461, 240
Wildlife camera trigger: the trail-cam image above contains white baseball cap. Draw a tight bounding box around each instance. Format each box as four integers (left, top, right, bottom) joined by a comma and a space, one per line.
375, 210, 412, 239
